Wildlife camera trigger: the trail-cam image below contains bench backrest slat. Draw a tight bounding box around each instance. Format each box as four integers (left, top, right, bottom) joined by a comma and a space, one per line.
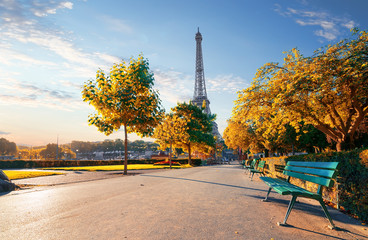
284, 166, 338, 179
287, 161, 339, 169
257, 160, 265, 169
283, 161, 339, 187
250, 159, 257, 168
284, 171, 334, 187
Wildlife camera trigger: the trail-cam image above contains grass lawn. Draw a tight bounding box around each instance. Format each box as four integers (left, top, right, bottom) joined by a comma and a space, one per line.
3, 170, 65, 180
42, 164, 192, 171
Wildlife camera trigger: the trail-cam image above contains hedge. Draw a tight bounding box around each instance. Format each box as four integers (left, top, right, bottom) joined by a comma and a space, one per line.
0, 158, 202, 169
261, 148, 368, 222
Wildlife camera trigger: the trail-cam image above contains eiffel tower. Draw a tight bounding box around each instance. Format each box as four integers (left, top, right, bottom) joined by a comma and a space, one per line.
192, 28, 222, 140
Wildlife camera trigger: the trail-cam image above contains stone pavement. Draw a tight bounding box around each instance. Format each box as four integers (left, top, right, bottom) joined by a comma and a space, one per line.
1, 163, 368, 240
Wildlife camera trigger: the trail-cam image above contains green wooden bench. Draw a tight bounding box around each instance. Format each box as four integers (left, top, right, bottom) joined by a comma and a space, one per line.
241, 160, 246, 168
259, 161, 339, 229
250, 160, 265, 181
244, 159, 257, 174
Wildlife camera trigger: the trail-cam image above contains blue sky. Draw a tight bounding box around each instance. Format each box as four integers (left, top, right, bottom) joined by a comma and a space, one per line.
0, 0, 367, 146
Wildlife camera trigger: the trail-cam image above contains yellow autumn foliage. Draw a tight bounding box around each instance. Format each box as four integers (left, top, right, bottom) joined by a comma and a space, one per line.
230, 29, 368, 152
82, 54, 164, 174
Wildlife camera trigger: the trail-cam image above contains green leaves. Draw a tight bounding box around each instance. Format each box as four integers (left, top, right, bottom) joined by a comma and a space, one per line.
153, 102, 215, 161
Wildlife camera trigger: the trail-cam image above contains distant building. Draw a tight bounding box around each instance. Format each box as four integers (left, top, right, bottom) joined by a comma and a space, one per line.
151, 151, 169, 160
222, 149, 235, 160
0, 155, 15, 160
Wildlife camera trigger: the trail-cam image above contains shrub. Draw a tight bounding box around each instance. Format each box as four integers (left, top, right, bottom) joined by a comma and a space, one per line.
0, 158, 203, 168
153, 159, 181, 166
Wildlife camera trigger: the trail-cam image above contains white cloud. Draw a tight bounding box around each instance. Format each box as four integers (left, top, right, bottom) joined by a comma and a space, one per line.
314, 30, 337, 41
1, 24, 116, 78
207, 74, 248, 93
153, 68, 248, 108
275, 5, 357, 41
60, 80, 82, 89
342, 20, 355, 29
153, 69, 192, 104
0, 78, 83, 110
95, 52, 121, 65
0, 47, 56, 66
0, 0, 122, 66
59, 1, 73, 9
0, 0, 123, 80
31, 1, 73, 17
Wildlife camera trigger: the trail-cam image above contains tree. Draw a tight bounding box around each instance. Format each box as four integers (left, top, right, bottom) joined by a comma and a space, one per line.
153, 114, 183, 168
39, 144, 76, 160
233, 29, 368, 151
223, 120, 264, 155
0, 138, 17, 155
71, 141, 96, 154
40, 144, 60, 159
82, 55, 164, 174
18, 147, 43, 160
298, 124, 329, 153
153, 102, 215, 165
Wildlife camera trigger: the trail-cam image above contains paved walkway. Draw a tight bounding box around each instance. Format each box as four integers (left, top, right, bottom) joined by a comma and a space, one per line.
1, 163, 367, 240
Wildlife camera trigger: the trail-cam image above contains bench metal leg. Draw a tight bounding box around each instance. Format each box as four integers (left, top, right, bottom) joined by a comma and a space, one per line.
318, 198, 337, 230
262, 187, 272, 202
278, 195, 297, 226
250, 172, 254, 181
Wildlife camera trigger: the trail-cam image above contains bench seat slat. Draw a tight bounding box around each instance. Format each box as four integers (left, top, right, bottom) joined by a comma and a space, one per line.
250, 169, 263, 174
259, 176, 320, 199
284, 166, 338, 179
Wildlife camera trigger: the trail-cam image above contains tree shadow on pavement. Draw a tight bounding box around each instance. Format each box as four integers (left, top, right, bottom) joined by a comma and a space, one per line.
291, 225, 368, 240
142, 174, 269, 192
209, 167, 244, 171
276, 224, 359, 240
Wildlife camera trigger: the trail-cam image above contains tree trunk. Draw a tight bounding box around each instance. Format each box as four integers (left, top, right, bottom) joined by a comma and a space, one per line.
336, 135, 352, 152
169, 140, 172, 169
188, 143, 192, 165
264, 149, 269, 158
348, 133, 356, 150
336, 141, 343, 152
335, 139, 348, 152
124, 123, 128, 175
